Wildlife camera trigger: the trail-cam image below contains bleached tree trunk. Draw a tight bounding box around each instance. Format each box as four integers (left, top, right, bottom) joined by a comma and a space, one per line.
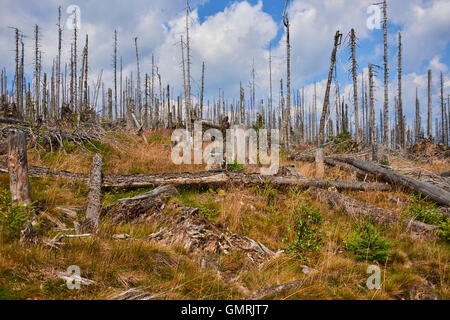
185, 1, 192, 128
200, 61, 205, 118
383, 0, 389, 146
369, 63, 375, 147
350, 28, 360, 144
428, 69, 432, 139
415, 88, 420, 141
134, 37, 142, 122
283, 1, 291, 149
114, 30, 118, 120
397, 32, 404, 149
57, 6, 62, 117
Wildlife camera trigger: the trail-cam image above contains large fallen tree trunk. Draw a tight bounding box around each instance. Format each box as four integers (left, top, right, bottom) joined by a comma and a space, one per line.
0, 163, 389, 192
308, 187, 439, 234
228, 172, 390, 192
330, 156, 450, 207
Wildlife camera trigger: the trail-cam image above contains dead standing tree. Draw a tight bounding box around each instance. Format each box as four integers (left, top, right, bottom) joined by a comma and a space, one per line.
317, 30, 342, 178
397, 32, 404, 149
382, 0, 389, 146
283, 0, 291, 149
349, 28, 360, 144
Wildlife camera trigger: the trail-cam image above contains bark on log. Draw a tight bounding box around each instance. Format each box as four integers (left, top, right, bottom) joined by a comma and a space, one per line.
80, 154, 103, 233
0, 117, 24, 124
440, 170, 450, 177
110, 184, 179, 223
7, 128, 31, 204
0, 162, 389, 192
228, 172, 390, 192
308, 187, 439, 234
331, 156, 450, 207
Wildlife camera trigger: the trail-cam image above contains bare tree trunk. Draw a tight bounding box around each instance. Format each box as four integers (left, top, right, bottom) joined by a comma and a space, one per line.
283, 1, 291, 149
415, 88, 421, 141
181, 36, 188, 127
57, 6, 62, 117
441, 72, 447, 144
114, 30, 118, 120
200, 61, 205, 118
428, 69, 432, 139
134, 37, 142, 122
383, 0, 389, 145
351, 29, 360, 144
318, 31, 341, 178
369, 63, 375, 147
185, 1, 192, 127
397, 32, 404, 149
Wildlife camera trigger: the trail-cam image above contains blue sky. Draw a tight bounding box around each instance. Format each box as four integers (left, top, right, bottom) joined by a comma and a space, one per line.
0, 0, 449, 124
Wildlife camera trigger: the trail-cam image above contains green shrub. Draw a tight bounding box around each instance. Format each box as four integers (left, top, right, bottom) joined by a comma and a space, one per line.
404, 193, 446, 226
345, 223, 390, 263
0, 191, 36, 241
227, 160, 244, 172
285, 204, 323, 257
438, 220, 450, 241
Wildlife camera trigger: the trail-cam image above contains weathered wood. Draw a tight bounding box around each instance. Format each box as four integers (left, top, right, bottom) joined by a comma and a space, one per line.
440, 170, 450, 177
111, 184, 179, 223
331, 156, 450, 207
0, 117, 24, 124
0, 162, 389, 192
7, 128, 31, 204
308, 187, 440, 234
80, 154, 103, 233
228, 172, 390, 192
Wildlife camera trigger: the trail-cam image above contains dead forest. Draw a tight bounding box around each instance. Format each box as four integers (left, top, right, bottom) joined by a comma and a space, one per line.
0, 0, 449, 300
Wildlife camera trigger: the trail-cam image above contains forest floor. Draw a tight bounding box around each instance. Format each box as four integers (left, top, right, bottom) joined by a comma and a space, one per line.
0, 128, 449, 300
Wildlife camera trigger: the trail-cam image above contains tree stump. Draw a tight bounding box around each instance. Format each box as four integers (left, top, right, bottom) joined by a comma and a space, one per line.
8, 128, 32, 205
80, 154, 103, 233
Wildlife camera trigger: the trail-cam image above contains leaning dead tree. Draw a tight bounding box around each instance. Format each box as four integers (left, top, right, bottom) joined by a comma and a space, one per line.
317, 30, 342, 178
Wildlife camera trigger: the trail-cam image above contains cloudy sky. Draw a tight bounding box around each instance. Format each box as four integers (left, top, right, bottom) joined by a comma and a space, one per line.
1, 0, 449, 124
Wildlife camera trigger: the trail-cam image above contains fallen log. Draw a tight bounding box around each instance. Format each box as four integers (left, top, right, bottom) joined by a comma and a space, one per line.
331, 156, 450, 207
0, 163, 389, 192
80, 154, 103, 233
110, 184, 180, 223
228, 172, 390, 192
308, 187, 439, 234
0, 117, 24, 125
440, 170, 450, 177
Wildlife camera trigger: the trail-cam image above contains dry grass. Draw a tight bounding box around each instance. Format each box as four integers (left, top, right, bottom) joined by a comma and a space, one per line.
0, 131, 449, 300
